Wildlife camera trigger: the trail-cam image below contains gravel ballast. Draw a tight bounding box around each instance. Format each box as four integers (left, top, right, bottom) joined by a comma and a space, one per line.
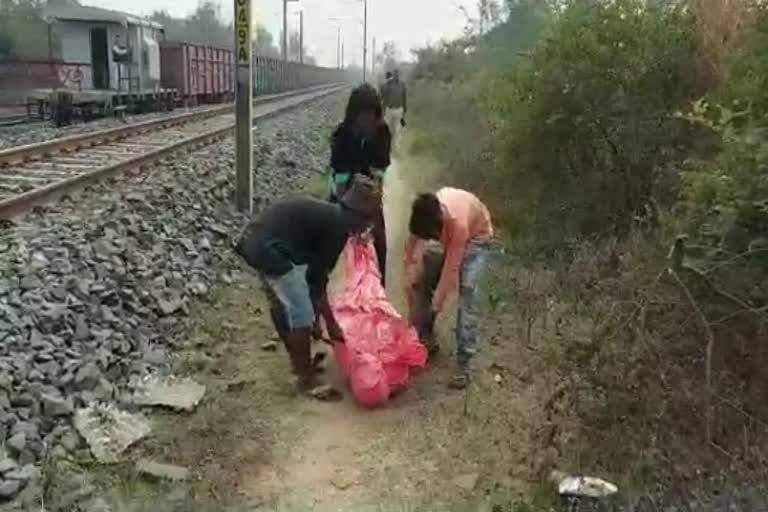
0, 92, 345, 509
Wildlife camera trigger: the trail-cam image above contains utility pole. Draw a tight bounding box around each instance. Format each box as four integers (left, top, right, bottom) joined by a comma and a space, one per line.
282, 0, 299, 61
282, 0, 288, 60
299, 11, 304, 64
341, 41, 344, 69
362, 0, 368, 82
372, 37, 376, 79
337, 26, 341, 69
234, 0, 252, 213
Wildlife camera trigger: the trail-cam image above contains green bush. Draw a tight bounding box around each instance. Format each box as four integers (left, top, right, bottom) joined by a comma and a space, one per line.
683, 5, 768, 255
481, 0, 698, 249
410, 0, 703, 251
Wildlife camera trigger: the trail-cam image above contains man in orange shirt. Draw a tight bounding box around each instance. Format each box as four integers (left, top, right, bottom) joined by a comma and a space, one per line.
404, 188, 494, 389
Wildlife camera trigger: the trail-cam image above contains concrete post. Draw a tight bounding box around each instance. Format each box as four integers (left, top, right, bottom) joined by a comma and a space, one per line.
235, 0, 253, 214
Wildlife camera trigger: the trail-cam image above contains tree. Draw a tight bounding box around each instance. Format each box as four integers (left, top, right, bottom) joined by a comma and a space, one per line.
288, 31, 303, 62
184, 1, 231, 47
375, 40, 400, 73
0, 0, 53, 59
286, 30, 317, 64
254, 25, 279, 58
151, 2, 233, 48
477, 0, 503, 34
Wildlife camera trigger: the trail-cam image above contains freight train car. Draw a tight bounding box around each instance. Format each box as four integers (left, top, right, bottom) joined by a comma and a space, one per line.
0, 4, 350, 126
159, 42, 234, 107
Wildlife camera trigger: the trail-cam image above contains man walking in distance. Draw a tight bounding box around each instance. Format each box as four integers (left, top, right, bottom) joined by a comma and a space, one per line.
380, 69, 407, 151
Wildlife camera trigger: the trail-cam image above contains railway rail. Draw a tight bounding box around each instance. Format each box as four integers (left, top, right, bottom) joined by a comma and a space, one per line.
0, 84, 346, 220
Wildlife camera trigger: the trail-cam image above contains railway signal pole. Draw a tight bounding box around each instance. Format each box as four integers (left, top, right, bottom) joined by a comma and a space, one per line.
235, 0, 253, 213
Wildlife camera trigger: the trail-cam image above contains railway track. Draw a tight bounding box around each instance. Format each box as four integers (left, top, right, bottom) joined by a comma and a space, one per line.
0, 84, 346, 219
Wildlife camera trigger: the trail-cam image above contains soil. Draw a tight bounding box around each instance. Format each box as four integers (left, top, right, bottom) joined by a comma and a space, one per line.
129, 150, 560, 511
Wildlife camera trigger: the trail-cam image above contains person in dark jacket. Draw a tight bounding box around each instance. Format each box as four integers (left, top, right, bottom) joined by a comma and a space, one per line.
235, 177, 382, 395
330, 84, 391, 286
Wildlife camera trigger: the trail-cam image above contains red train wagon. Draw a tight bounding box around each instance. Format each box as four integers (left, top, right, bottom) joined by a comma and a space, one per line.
159, 42, 234, 107
0, 59, 66, 91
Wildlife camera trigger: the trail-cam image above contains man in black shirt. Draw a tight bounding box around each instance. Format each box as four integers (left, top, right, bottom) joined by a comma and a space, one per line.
235, 177, 381, 395
330, 84, 391, 286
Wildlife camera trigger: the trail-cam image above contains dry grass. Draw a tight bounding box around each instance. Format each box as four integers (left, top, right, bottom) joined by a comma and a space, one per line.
689, 0, 761, 89
510, 232, 768, 502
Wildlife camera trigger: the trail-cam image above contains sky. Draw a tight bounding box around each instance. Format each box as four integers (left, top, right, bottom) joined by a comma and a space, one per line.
90, 0, 478, 68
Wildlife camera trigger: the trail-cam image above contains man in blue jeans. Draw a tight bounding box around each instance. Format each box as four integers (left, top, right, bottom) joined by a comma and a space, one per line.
236, 177, 382, 395
405, 188, 493, 389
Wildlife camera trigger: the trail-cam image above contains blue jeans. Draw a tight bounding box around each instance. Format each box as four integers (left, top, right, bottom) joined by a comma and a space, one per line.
418, 241, 490, 369
263, 264, 315, 330
456, 242, 489, 368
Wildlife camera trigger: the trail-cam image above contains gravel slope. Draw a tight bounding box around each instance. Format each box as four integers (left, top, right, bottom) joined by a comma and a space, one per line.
0, 92, 344, 510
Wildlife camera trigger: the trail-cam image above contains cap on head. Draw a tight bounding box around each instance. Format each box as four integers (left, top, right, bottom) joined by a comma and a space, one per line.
340, 175, 382, 218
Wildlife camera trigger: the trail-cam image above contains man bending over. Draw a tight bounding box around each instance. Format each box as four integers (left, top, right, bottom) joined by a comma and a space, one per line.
404, 188, 493, 389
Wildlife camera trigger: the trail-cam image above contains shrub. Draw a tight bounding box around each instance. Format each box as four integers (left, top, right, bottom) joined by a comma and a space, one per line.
683, 4, 768, 255
481, 0, 699, 249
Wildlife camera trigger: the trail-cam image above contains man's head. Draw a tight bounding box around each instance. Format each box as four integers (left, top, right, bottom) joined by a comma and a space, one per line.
385, 71, 392, 81
340, 176, 382, 234
392, 69, 400, 81
344, 83, 383, 138
409, 193, 443, 240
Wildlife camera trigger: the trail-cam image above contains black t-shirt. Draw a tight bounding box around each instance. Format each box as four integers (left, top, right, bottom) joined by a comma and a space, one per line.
236, 198, 350, 301
330, 122, 391, 178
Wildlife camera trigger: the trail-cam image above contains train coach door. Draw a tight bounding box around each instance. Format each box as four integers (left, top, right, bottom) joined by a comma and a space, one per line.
90, 27, 109, 90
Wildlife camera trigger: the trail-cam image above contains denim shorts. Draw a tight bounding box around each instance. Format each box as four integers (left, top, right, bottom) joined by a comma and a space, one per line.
263, 264, 315, 330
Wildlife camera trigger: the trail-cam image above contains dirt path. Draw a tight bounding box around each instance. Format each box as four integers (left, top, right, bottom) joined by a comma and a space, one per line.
131, 151, 559, 512
236, 159, 421, 511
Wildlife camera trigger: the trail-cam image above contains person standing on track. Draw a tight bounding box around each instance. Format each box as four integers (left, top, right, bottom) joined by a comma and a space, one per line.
380, 69, 407, 151
404, 188, 494, 390
235, 177, 382, 396
330, 84, 392, 286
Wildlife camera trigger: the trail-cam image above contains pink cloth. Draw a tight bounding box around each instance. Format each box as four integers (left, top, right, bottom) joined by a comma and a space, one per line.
331, 239, 427, 408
